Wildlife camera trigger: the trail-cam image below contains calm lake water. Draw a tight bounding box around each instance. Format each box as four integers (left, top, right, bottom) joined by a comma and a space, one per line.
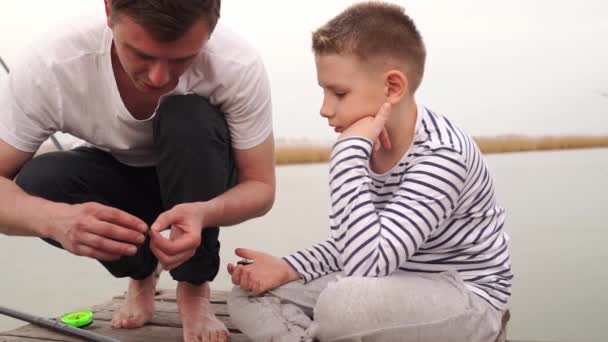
1, 148, 607, 342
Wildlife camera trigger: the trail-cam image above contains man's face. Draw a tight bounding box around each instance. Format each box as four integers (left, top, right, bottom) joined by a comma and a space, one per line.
109, 15, 209, 95
315, 53, 386, 133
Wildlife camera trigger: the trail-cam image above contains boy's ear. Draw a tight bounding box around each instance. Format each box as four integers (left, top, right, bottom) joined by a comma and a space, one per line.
384, 70, 408, 104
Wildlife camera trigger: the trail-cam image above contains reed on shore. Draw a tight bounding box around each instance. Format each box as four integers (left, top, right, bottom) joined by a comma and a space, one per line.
275, 134, 608, 165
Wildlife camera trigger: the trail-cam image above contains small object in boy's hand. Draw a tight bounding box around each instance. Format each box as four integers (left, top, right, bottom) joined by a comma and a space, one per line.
237, 259, 254, 266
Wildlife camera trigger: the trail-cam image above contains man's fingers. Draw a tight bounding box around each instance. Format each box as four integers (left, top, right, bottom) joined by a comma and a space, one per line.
86, 220, 145, 245
159, 250, 194, 271
79, 232, 138, 256
73, 244, 121, 262
150, 229, 199, 255
150, 239, 174, 269
150, 210, 178, 233
95, 205, 148, 233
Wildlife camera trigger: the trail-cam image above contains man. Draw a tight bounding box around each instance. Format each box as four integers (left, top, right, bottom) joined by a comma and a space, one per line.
0, 1, 274, 341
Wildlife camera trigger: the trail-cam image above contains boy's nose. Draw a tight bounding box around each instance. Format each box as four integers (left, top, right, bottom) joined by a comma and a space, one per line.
320, 104, 334, 119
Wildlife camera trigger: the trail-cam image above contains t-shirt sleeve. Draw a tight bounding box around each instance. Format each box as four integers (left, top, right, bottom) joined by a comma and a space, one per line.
0, 52, 60, 152
219, 56, 273, 150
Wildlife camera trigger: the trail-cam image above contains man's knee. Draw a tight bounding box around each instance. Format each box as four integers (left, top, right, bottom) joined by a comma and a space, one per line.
15, 152, 75, 200
169, 229, 220, 285
154, 94, 231, 152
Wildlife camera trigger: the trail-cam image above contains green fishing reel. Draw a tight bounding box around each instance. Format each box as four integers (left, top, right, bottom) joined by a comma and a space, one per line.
60, 310, 93, 328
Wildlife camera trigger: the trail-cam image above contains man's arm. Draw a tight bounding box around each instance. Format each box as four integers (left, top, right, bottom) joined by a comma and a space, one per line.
149, 134, 276, 270
0, 138, 147, 260
199, 132, 276, 227
0, 138, 41, 236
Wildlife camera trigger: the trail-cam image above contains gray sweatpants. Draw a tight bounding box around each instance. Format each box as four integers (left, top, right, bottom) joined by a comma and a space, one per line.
227, 271, 505, 342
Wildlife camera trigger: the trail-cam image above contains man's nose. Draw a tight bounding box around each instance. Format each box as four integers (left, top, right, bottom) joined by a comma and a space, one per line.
148, 61, 170, 87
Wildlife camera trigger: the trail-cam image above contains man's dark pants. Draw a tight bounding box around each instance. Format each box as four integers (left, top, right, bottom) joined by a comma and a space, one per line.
15, 95, 236, 285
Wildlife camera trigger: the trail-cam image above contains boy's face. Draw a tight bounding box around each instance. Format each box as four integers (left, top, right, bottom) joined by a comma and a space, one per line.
316, 53, 386, 133
109, 14, 209, 95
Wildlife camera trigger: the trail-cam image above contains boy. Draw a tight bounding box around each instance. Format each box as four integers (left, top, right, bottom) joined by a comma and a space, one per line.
227, 2, 511, 341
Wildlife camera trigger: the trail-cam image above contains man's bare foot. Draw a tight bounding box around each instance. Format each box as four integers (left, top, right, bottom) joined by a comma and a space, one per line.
177, 281, 230, 342
111, 268, 160, 329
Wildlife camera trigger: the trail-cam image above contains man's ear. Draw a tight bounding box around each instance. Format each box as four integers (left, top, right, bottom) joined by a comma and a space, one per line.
104, 0, 113, 28
384, 70, 408, 105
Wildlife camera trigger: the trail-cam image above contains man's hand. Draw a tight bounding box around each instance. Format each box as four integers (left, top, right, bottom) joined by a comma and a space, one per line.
227, 248, 301, 295
49, 202, 148, 261
339, 102, 392, 152
149, 202, 206, 271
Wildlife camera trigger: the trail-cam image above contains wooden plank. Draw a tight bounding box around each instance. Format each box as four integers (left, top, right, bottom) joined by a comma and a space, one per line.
1, 319, 250, 342
112, 289, 228, 304
92, 299, 229, 317
0, 289, 551, 342
91, 299, 238, 330
0, 336, 56, 342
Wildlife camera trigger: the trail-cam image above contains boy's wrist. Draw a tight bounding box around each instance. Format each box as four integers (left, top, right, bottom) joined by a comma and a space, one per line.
280, 258, 302, 282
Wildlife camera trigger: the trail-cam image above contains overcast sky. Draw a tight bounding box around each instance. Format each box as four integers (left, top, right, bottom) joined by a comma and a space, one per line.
1, 0, 607, 141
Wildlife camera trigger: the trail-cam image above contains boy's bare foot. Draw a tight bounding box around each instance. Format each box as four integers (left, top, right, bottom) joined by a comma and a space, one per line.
177, 281, 230, 342
111, 269, 159, 329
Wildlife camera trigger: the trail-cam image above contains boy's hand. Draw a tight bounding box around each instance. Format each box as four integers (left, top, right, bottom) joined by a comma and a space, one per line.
227, 248, 301, 295
340, 102, 392, 152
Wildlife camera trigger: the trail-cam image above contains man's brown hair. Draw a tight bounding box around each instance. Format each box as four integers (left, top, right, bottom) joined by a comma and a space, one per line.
110, 0, 221, 42
312, 1, 426, 93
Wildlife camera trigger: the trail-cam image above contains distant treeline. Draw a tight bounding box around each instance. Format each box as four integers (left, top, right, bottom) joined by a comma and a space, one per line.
276, 135, 608, 165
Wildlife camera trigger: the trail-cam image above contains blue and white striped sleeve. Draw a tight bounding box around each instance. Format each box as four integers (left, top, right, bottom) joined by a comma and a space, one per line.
328, 137, 467, 277
283, 239, 343, 283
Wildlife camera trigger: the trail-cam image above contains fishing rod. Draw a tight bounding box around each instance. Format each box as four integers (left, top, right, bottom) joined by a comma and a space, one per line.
0, 306, 120, 342
0, 56, 8, 74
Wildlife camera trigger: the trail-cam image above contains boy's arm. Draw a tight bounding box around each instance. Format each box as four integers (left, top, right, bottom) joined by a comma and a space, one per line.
227, 239, 344, 293
329, 137, 467, 277
282, 239, 343, 283
227, 248, 301, 295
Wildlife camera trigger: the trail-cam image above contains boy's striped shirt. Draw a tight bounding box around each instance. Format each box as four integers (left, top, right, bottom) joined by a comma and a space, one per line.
284, 105, 512, 310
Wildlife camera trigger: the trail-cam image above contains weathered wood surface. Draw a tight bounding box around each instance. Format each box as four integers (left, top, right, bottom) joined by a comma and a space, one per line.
0, 289, 250, 342
0, 289, 551, 342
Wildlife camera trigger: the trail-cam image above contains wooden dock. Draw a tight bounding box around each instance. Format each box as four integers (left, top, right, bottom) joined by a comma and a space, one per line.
0, 289, 250, 342
0, 289, 545, 342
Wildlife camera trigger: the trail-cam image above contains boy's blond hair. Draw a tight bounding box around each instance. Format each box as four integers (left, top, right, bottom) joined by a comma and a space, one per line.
312, 1, 426, 93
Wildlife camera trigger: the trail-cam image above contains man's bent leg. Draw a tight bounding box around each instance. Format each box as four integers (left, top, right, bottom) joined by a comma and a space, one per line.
16, 148, 163, 329
154, 95, 236, 341
15, 147, 162, 279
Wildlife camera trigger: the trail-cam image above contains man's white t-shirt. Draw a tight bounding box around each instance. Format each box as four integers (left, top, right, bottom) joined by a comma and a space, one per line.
0, 13, 273, 167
